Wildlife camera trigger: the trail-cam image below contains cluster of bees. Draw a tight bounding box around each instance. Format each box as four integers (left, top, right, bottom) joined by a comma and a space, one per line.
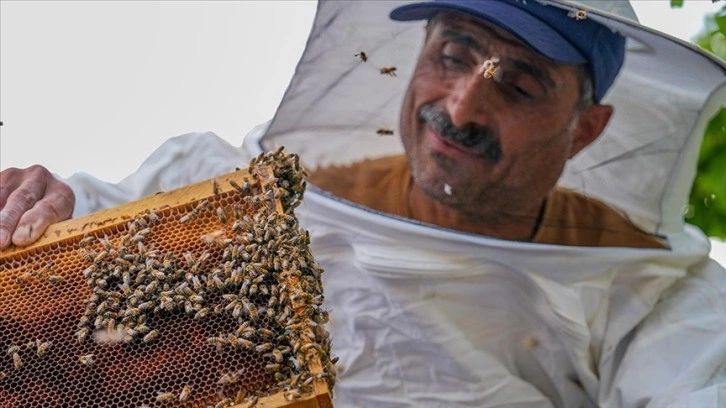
2, 148, 335, 407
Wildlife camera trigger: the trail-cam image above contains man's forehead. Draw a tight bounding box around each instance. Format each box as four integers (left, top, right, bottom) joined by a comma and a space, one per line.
431, 11, 529, 52
430, 11, 562, 74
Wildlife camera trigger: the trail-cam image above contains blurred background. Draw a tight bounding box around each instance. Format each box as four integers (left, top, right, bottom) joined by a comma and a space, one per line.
0, 0, 724, 259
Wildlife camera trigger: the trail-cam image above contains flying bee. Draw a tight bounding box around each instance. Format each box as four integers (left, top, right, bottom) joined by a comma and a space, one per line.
568, 8, 587, 20
376, 128, 394, 136
12, 353, 22, 370
156, 392, 175, 403
354, 51, 368, 62
379, 66, 397, 76
179, 385, 192, 402
143, 329, 159, 344
79, 354, 95, 366
36, 341, 51, 356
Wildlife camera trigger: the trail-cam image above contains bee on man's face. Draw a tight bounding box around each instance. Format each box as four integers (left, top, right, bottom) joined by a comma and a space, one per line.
379, 66, 397, 76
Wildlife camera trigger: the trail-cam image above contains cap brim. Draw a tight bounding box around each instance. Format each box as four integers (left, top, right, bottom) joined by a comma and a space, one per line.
390, 1, 587, 64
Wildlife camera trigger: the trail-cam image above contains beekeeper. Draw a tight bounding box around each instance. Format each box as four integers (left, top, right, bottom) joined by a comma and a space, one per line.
1, 0, 725, 407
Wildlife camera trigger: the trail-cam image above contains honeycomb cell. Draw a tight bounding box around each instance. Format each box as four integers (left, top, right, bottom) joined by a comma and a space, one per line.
0, 150, 334, 407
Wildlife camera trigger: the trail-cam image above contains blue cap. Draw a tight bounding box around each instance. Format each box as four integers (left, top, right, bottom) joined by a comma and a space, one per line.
390, 0, 626, 102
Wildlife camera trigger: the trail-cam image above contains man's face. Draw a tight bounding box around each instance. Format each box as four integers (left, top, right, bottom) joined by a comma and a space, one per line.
400, 12, 590, 219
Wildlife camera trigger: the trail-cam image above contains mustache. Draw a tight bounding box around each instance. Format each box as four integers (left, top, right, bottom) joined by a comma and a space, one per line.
417, 104, 502, 163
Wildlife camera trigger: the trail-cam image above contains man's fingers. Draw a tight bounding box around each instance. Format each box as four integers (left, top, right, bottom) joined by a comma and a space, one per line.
9, 181, 75, 247
0, 165, 68, 250
0, 167, 23, 209
0, 186, 46, 249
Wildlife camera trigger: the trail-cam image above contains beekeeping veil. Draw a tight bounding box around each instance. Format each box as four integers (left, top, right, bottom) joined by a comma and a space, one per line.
241, 0, 726, 406
252, 0, 724, 244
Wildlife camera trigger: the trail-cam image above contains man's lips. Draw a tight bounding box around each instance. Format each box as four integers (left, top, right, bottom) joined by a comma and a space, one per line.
426, 126, 485, 159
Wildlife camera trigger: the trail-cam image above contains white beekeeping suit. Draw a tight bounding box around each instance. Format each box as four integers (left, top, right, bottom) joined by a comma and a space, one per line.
65, 1, 726, 406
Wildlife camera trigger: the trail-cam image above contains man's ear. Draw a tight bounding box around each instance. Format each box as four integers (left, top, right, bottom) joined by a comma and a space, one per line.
570, 104, 614, 157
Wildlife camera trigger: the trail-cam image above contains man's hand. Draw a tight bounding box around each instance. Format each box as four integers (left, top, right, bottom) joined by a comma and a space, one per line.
0, 165, 75, 249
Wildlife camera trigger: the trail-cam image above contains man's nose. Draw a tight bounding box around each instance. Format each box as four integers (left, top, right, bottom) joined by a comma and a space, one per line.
446, 72, 490, 129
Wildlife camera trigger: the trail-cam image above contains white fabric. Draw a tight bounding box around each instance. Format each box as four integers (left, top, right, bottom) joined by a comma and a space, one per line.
61, 0, 726, 406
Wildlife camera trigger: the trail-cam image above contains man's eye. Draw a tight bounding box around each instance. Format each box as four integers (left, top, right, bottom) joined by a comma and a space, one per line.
512, 85, 533, 98
440, 43, 472, 72
441, 54, 465, 68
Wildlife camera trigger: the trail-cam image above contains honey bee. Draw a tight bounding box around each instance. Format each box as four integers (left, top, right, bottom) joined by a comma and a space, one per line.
179, 385, 192, 402
376, 128, 394, 135
212, 179, 221, 196
142, 329, 160, 344
156, 392, 175, 403
207, 336, 227, 347
12, 353, 22, 370
237, 338, 254, 349
255, 342, 273, 353
77, 327, 90, 343
194, 307, 209, 320
179, 213, 193, 224
285, 389, 302, 401
354, 51, 368, 62
79, 235, 96, 247
36, 341, 51, 356
217, 372, 238, 385
265, 363, 281, 372
47, 275, 65, 284
217, 207, 228, 224
244, 395, 259, 407
479, 55, 503, 82
568, 8, 587, 20
271, 348, 284, 363
379, 66, 397, 76
79, 354, 95, 366
523, 335, 539, 350
15, 271, 32, 284
0, 371, 6, 381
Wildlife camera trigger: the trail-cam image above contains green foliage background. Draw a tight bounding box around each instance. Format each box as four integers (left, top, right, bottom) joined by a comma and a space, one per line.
685, 5, 726, 239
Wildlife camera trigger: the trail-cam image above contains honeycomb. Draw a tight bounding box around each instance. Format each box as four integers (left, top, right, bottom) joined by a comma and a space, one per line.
0, 149, 335, 408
